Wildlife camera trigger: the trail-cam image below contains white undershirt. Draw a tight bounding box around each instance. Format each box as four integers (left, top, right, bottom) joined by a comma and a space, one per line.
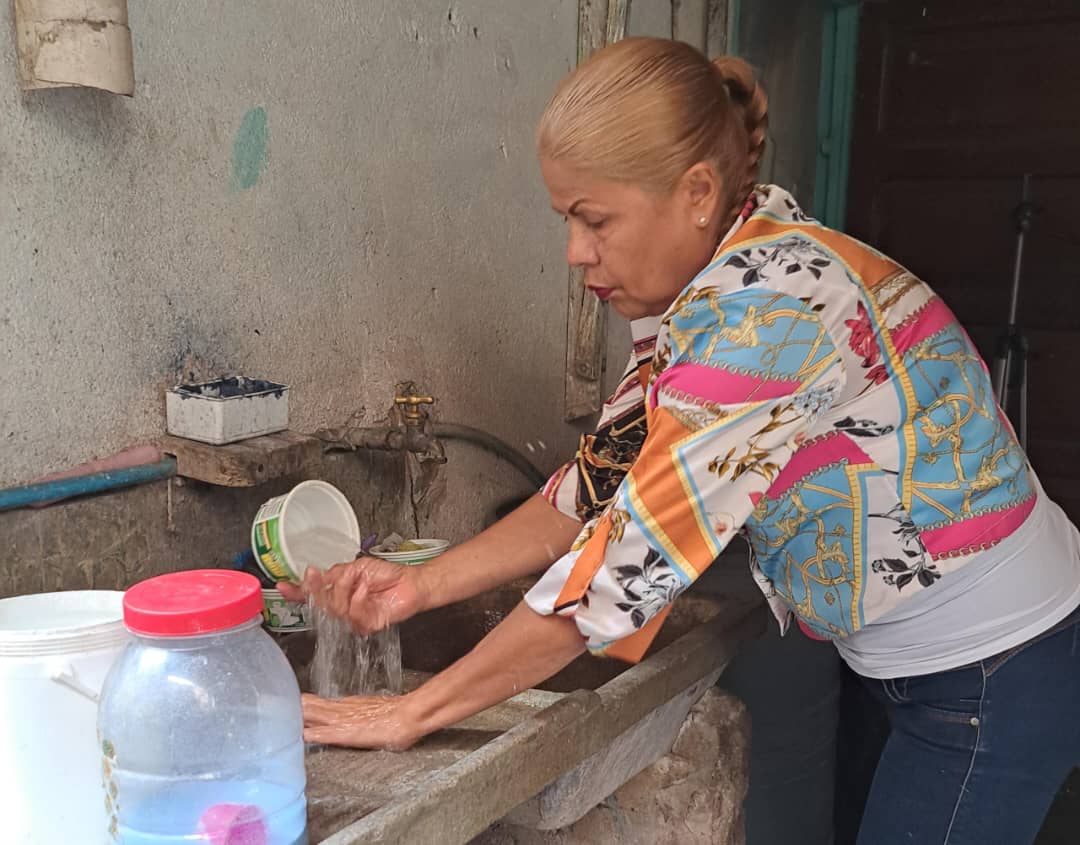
835, 490, 1080, 679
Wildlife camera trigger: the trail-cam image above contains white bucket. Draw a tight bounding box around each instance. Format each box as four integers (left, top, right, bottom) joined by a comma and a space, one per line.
251, 480, 361, 583
0, 590, 128, 845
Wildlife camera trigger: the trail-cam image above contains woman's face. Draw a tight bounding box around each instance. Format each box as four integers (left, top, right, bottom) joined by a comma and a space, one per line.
541, 158, 723, 320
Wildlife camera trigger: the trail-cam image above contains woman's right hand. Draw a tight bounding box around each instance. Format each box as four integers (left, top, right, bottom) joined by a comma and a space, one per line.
274, 493, 582, 634
276, 556, 428, 635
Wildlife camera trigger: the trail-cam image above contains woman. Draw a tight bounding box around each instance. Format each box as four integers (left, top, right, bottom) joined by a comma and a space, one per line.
283, 38, 1080, 844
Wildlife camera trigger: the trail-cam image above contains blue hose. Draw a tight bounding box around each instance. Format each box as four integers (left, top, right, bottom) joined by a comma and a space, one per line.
0, 458, 178, 513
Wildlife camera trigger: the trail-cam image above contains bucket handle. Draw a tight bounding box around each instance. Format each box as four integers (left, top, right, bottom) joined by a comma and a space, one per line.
50, 664, 100, 704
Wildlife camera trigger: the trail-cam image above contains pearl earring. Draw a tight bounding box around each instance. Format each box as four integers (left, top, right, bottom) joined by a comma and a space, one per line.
697, 216, 708, 227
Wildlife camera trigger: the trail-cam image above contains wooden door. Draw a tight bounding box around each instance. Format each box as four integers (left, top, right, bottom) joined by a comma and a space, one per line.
847, 0, 1080, 521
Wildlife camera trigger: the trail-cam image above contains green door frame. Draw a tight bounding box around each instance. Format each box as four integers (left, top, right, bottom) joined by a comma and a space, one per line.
726, 0, 742, 55
813, 1, 861, 228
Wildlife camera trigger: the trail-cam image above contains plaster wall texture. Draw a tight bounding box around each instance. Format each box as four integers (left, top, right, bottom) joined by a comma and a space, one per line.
1, 1, 582, 492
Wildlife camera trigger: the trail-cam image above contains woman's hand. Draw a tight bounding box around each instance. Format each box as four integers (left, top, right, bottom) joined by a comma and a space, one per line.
298, 603, 586, 751
276, 556, 429, 635
302, 693, 422, 750
278, 494, 581, 629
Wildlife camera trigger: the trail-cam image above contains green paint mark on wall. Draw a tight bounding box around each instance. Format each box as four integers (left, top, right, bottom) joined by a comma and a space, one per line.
231, 106, 269, 190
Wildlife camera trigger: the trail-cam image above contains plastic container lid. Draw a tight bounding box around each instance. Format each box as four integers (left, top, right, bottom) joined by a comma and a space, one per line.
123, 570, 264, 637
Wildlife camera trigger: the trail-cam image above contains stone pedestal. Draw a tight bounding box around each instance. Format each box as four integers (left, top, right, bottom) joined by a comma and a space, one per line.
473, 688, 750, 845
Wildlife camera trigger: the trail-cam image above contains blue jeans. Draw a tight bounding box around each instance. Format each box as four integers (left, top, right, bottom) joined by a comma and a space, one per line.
856, 605, 1080, 845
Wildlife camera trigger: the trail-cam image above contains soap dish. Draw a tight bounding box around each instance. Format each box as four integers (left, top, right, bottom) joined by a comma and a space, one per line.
166, 376, 289, 445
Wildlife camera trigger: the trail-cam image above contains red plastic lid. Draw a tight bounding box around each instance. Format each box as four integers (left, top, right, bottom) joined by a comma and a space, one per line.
123, 570, 264, 637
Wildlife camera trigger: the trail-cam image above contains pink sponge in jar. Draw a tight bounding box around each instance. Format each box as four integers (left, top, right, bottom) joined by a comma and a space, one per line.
197, 804, 268, 845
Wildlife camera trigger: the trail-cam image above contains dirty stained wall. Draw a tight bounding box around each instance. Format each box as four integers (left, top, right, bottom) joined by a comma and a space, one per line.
1, 1, 581, 488
1, 1, 589, 589
0, 0, 826, 596
1, 0, 717, 589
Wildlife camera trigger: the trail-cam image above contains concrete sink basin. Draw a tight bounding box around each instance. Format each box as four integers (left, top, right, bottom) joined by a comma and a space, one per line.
399, 581, 731, 693
279, 580, 762, 844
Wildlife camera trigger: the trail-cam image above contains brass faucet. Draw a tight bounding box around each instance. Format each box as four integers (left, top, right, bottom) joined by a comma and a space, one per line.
315, 383, 447, 464
394, 392, 435, 427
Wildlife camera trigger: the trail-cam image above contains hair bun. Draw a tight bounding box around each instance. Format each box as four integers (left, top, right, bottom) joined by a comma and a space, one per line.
712, 56, 768, 182
712, 57, 768, 159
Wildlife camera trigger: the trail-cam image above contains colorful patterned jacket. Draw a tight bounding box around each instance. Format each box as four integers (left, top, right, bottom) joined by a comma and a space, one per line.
527, 185, 1035, 661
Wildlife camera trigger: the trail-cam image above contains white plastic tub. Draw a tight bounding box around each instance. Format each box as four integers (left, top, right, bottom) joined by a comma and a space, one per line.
0, 590, 128, 844
166, 376, 289, 445
252, 480, 361, 582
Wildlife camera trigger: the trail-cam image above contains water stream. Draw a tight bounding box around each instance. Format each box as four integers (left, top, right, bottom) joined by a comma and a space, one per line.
307, 599, 402, 699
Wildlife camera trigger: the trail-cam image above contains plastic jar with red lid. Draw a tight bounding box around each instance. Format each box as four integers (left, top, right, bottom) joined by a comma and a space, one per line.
98, 569, 307, 845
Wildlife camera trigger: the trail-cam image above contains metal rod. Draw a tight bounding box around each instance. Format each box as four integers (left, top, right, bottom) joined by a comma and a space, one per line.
0, 459, 178, 513
1006, 173, 1031, 326
1019, 353, 1029, 450
991, 173, 1034, 452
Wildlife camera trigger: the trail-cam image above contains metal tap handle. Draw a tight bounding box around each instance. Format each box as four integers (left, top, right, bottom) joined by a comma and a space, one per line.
394, 394, 435, 424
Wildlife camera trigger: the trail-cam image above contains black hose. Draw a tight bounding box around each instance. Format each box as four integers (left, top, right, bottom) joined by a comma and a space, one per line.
432, 423, 547, 488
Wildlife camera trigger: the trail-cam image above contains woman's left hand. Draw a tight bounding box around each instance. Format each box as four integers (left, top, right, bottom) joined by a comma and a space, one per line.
302, 693, 421, 750
301, 603, 585, 752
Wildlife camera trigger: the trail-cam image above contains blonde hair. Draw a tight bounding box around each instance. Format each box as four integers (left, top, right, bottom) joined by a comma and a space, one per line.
537, 37, 768, 226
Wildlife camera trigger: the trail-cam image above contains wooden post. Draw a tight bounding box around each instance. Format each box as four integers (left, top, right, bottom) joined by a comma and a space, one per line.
706, 0, 731, 57
606, 0, 631, 44
578, 0, 608, 63
564, 0, 631, 421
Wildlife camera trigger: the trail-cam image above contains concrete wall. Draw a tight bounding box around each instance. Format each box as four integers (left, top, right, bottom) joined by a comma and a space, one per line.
0, 0, 825, 597
1, 1, 583, 489
1, 1, 589, 587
